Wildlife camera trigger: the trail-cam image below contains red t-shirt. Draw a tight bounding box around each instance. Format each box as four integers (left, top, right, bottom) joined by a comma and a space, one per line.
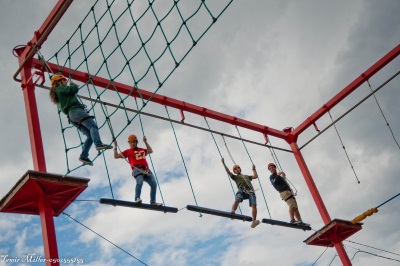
121, 148, 149, 168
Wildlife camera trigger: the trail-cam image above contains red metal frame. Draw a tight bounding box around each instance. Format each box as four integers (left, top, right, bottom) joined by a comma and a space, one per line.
12, 1, 74, 266
12, 0, 400, 265
31, 59, 289, 140
292, 44, 400, 137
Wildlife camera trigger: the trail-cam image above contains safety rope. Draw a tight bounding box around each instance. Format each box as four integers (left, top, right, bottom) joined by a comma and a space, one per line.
221, 134, 255, 193
62, 212, 148, 266
36, 48, 55, 75
311, 247, 329, 266
134, 97, 165, 206
348, 247, 400, 263
328, 110, 360, 184
165, 106, 201, 216
222, 134, 237, 165
235, 126, 272, 219
366, 80, 400, 150
352, 192, 399, 223
204, 117, 243, 215
345, 240, 400, 257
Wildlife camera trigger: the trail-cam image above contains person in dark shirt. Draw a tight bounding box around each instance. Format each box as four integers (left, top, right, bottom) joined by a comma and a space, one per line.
268, 162, 304, 224
49, 74, 112, 166
222, 158, 260, 228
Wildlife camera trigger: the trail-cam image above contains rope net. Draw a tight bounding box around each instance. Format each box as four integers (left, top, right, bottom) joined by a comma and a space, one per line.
41, 0, 233, 172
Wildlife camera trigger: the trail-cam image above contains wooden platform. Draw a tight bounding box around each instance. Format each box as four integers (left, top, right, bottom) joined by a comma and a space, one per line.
100, 198, 178, 213
186, 205, 253, 221
0, 170, 89, 216
304, 219, 362, 247
262, 218, 311, 231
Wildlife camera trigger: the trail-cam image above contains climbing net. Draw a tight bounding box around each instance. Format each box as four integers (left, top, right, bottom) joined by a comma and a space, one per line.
39, 0, 233, 172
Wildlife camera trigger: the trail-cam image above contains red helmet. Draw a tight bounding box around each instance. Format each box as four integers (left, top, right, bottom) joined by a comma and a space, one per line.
268, 163, 276, 170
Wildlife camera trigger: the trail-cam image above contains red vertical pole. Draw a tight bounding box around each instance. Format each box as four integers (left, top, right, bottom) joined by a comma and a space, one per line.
15, 47, 47, 172
15, 47, 59, 265
289, 142, 351, 266
332, 234, 352, 266
39, 194, 59, 266
12, 2, 76, 264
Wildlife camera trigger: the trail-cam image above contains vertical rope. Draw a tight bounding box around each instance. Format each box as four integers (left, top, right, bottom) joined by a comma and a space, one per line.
165, 106, 201, 216
101, 152, 115, 199
221, 135, 236, 165
134, 97, 165, 206
328, 110, 360, 184
234, 126, 272, 219
36, 48, 55, 75
366, 80, 400, 150
203, 117, 243, 214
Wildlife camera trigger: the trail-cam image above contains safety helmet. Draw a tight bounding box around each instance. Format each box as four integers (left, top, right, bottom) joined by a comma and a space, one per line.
268, 163, 276, 170
51, 74, 66, 85
233, 165, 241, 171
128, 135, 138, 142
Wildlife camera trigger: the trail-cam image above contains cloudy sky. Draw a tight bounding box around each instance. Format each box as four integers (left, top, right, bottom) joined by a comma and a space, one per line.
1, 1, 400, 265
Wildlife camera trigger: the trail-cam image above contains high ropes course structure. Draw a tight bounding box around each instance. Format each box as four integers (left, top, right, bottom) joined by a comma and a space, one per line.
1, 1, 400, 265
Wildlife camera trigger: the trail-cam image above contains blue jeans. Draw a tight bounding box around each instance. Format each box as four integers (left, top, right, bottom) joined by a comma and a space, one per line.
235, 188, 257, 206
68, 108, 103, 159
133, 169, 158, 203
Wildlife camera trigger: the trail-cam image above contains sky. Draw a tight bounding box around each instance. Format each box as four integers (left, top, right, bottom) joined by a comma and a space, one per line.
1, 1, 400, 266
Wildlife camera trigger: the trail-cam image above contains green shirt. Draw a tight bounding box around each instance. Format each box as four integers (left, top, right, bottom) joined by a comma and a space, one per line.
55, 83, 82, 114
230, 173, 253, 189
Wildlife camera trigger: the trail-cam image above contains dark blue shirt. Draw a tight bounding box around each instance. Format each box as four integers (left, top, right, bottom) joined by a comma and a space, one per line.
270, 172, 290, 193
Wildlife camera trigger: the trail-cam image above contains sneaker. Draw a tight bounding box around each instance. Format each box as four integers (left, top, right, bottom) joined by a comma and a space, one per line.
290, 219, 302, 224
251, 220, 260, 228
135, 198, 142, 203
96, 144, 113, 151
151, 202, 163, 206
79, 157, 93, 166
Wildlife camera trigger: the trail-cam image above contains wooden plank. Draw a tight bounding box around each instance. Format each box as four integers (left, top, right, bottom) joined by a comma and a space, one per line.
186, 205, 253, 221
99, 198, 178, 213
262, 218, 311, 231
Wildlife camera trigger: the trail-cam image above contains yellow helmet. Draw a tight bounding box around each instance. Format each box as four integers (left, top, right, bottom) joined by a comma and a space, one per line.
51, 74, 66, 85
128, 135, 138, 142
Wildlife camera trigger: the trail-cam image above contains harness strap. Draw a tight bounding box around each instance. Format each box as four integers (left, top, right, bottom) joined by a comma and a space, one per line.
239, 186, 255, 195
132, 165, 150, 176
76, 115, 95, 125
284, 194, 295, 202
67, 106, 94, 125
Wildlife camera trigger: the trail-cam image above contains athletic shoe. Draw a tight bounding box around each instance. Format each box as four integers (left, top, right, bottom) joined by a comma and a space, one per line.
251, 220, 260, 228
79, 157, 93, 166
135, 198, 142, 203
290, 219, 302, 224
151, 202, 163, 206
95, 144, 113, 151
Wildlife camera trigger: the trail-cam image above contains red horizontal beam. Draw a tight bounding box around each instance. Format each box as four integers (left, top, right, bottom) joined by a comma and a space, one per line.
293, 44, 400, 137
32, 58, 289, 140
